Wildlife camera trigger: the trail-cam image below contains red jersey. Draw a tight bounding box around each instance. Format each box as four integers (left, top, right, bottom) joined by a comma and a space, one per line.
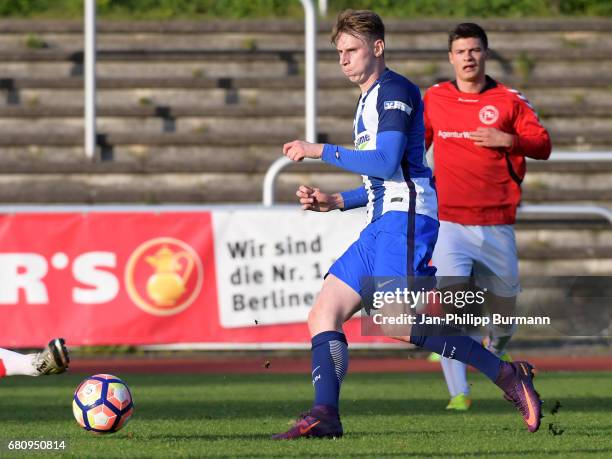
424, 77, 551, 225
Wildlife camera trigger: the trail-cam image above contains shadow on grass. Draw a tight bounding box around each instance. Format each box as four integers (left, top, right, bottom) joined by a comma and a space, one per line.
117, 395, 612, 419
1, 396, 611, 422
141, 433, 274, 441
197, 450, 612, 458
2, 371, 609, 389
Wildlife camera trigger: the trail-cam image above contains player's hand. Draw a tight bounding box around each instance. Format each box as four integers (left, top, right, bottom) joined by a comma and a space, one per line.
469, 127, 516, 149
296, 185, 342, 212
283, 140, 324, 161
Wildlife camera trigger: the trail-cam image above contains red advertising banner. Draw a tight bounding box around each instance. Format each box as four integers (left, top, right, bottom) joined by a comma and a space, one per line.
0, 212, 217, 347
0, 210, 393, 348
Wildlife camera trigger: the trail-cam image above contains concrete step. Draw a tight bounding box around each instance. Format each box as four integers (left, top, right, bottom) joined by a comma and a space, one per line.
0, 117, 612, 146
537, 117, 612, 132
0, 172, 362, 204
3, 48, 612, 62
0, 145, 285, 174
0, 101, 608, 127
523, 190, 612, 202
3, 75, 611, 90
3, 85, 612, 113
0, 167, 612, 207
528, 161, 612, 173
1, 49, 611, 80
519, 258, 612, 275
0, 101, 610, 119
0, 131, 296, 147
0, 170, 610, 207
1, 117, 611, 147
0, 115, 330, 136
2, 19, 612, 54
0, 115, 608, 150
3, 145, 612, 175
5, 30, 612, 52
516, 214, 612, 230
519, 246, 612, 259
0, 127, 609, 149
517, 228, 612, 249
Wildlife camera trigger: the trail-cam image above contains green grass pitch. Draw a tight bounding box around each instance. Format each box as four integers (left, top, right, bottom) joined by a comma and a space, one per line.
1, 371, 611, 457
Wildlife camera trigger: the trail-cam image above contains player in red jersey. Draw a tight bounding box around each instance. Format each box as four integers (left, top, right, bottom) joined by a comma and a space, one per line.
424, 23, 551, 410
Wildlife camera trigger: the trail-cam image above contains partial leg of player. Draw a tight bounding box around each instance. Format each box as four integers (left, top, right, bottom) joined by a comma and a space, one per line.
0, 338, 69, 377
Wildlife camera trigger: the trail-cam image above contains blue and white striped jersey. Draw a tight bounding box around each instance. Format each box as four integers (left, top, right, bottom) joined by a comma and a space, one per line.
323, 69, 438, 224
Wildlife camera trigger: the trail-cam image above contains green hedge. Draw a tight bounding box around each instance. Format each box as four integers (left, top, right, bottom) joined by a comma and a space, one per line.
331, 0, 612, 18
1, 0, 611, 19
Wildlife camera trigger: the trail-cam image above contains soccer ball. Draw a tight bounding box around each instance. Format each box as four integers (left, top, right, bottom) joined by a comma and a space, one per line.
72, 374, 134, 434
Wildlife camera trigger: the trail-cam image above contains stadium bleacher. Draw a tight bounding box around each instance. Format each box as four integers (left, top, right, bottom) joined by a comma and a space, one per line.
0, 18, 611, 275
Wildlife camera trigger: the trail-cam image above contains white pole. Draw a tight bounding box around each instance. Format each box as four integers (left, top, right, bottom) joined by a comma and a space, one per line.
518, 204, 612, 224
263, 0, 318, 206
262, 157, 292, 207
300, 0, 317, 144
527, 151, 612, 161
84, 0, 97, 159
318, 0, 328, 17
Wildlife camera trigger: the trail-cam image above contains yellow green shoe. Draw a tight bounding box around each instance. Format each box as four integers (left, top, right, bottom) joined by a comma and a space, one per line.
427, 352, 441, 362
500, 352, 512, 362
446, 393, 472, 411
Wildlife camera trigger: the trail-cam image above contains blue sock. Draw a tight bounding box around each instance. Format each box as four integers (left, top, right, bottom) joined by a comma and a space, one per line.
311, 331, 348, 409
409, 316, 502, 381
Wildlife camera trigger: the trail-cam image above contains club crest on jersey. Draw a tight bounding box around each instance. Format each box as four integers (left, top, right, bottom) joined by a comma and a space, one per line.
384, 100, 412, 115
479, 105, 499, 125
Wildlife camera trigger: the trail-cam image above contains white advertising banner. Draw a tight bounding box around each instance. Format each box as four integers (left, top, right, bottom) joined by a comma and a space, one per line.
213, 209, 364, 328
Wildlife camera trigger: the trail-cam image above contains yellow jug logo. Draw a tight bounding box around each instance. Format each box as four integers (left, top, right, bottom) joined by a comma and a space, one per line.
125, 237, 203, 316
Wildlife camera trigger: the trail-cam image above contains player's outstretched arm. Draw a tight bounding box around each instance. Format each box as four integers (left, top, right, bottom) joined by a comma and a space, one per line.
321, 131, 407, 179
283, 140, 324, 162
281, 133, 406, 178
282, 130, 408, 180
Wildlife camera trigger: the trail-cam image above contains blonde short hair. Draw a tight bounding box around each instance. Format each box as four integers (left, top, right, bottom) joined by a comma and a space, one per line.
331, 9, 385, 45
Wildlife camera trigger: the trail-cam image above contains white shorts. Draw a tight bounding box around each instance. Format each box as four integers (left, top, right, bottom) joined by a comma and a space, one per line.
432, 221, 520, 297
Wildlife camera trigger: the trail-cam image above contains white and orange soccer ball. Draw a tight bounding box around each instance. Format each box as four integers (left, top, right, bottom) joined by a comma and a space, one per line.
72, 374, 134, 434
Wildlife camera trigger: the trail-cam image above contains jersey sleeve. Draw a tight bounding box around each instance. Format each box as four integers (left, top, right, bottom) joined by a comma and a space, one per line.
508, 92, 552, 160
340, 185, 368, 210
321, 130, 407, 179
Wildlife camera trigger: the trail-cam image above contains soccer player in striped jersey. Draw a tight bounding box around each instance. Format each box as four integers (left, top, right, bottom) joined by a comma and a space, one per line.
0, 338, 69, 377
273, 11, 542, 439
424, 23, 551, 411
